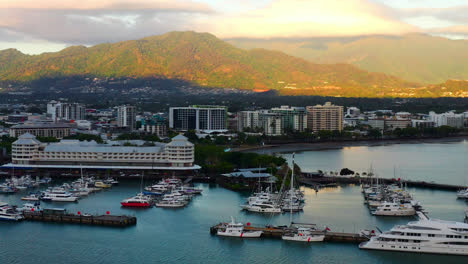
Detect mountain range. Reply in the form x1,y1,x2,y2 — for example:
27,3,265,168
0,31,466,97
227,33,468,84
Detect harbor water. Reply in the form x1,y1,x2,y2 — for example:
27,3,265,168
0,141,467,264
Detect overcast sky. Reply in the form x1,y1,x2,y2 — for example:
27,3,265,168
0,0,466,54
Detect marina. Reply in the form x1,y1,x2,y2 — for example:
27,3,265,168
0,141,467,263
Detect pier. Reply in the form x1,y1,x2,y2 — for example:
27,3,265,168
210,224,369,243
23,210,137,227
299,175,467,191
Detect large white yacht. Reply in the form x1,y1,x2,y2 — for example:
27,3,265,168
241,201,282,213
42,188,79,202
360,212,468,255
372,201,416,216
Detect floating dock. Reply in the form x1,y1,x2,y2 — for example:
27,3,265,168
23,210,136,227
210,224,369,243
299,176,467,191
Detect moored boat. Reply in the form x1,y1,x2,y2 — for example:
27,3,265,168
121,194,152,207
216,217,263,238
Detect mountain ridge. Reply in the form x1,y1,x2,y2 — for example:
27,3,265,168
0,31,465,97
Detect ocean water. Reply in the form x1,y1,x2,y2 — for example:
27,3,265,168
0,141,467,264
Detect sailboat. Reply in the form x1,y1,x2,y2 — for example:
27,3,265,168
282,153,324,242
121,171,153,207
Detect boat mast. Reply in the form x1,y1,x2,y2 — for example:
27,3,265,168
290,153,295,224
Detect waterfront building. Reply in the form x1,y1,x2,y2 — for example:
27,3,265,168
429,111,464,128
47,101,85,121
9,123,71,138
7,133,199,170
237,110,261,132
270,106,307,132
367,119,385,130
140,115,167,138
306,102,344,132
117,105,137,131
367,118,411,131
169,105,227,132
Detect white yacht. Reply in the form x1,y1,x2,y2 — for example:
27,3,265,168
241,201,282,213
282,226,325,242
216,217,263,238
0,203,24,221
372,201,416,216
360,212,468,255
16,203,42,212
42,188,79,202
21,193,42,201
456,189,468,199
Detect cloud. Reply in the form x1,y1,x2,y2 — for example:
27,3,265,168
206,0,419,38
397,5,468,25
0,0,213,13
1,0,466,51
0,0,212,45
426,25,468,38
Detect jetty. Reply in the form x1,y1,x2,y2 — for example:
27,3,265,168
23,209,136,227
299,175,467,191
210,223,369,243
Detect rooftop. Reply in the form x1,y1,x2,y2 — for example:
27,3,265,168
11,123,71,129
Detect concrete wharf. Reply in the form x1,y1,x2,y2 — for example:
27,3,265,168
23,211,137,227
210,223,369,243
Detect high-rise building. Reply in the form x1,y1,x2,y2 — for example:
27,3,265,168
306,102,344,132
47,101,85,121
117,105,136,131
237,111,261,132
259,113,283,136
169,105,227,132
270,106,307,132
428,111,464,128
140,115,167,137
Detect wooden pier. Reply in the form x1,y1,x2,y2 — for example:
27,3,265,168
23,210,137,227
210,224,369,243
299,176,467,191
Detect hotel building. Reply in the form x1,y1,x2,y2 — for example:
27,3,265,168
7,133,199,170
306,102,344,132
169,105,227,132
9,123,71,138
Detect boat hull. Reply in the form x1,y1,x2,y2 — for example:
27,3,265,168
121,202,151,207
282,235,325,242
360,241,468,256
217,231,263,238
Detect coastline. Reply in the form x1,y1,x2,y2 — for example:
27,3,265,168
235,136,468,154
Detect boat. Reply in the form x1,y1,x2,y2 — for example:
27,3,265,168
0,203,24,221
121,194,152,207
359,212,468,255
94,181,112,188
241,202,282,213
21,193,42,201
465,209,468,224
42,188,79,202
155,200,186,208
372,201,416,216
216,217,263,238
457,188,468,199
16,202,42,212
282,226,325,242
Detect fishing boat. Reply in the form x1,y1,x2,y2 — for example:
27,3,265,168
216,217,263,238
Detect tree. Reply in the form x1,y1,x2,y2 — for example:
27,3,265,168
183,130,199,142
367,129,382,139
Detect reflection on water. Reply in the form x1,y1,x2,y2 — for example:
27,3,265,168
281,141,467,185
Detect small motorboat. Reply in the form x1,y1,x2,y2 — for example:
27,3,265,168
0,204,24,221
16,202,42,212
21,193,42,201
94,181,112,188
282,227,325,242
